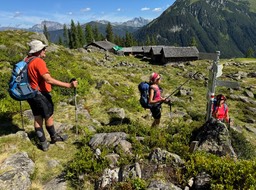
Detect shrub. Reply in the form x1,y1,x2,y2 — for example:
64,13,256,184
65,143,109,188
185,152,256,189
230,129,256,160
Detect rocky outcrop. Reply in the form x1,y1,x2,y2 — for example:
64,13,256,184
191,119,237,158
89,132,132,154
0,152,35,190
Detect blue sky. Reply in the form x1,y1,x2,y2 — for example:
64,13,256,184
0,0,175,28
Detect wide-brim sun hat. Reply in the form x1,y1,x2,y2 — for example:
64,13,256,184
28,40,47,54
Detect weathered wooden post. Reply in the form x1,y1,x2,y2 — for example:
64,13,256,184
200,51,239,121
206,51,220,121
199,51,221,121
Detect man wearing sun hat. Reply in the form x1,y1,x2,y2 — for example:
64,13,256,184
25,39,78,151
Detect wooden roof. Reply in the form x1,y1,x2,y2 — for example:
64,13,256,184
150,46,166,55
131,46,144,53
86,40,117,51
161,46,199,58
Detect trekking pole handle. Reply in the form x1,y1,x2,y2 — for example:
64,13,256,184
70,78,77,83
70,78,77,91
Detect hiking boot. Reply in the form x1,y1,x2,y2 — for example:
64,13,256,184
40,140,50,151
50,133,68,144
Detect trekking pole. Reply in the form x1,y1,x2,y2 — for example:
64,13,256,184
70,78,78,136
20,101,24,129
165,71,199,100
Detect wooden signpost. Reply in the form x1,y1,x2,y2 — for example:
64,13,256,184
202,51,240,121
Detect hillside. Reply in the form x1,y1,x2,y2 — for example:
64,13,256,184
0,30,256,189
134,0,256,58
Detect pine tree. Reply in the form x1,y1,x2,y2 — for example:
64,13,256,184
92,25,101,41
146,35,151,46
125,32,133,47
245,47,254,58
69,20,79,49
151,36,157,45
106,22,114,42
43,24,50,41
190,37,198,47
63,24,69,47
77,22,85,47
58,36,63,45
85,24,94,44
114,35,122,46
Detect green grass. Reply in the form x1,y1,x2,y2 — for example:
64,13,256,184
0,30,256,189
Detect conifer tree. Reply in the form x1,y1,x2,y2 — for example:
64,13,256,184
58,36,63,45
69,19,79,49
190,37,198,47
151,36,157,45
85,24,94,44
77,22,85,47
245,47,254,58
92,25,101,41
43,24,50,41
114,35,122,46
106,22,114,42
125,32,133,47
63,24,69,47
146,35,151,46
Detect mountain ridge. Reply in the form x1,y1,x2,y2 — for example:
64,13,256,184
135,0,256,58
0,17,150,32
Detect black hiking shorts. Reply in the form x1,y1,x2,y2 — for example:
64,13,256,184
27,92,54,118
150,104,161,119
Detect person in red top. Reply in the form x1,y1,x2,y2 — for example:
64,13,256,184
26,40,78,151
212,94,230,123
148,72,169,127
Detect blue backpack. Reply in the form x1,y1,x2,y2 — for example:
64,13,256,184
9,57,38,101
138,82,151,109
138,82,158,109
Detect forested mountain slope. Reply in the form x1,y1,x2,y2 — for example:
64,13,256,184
135,0,256,58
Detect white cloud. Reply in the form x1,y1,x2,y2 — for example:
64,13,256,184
141,7,150,11
81,8,91,12
13,11,22,18
153,8,162,12
117,8,121,12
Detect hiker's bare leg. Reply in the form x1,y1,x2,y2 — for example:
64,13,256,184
34,115,43,129
45,115,57,138
152,119,160,127
45,115,54,127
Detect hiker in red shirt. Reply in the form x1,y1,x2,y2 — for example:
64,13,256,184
212,94,230,123
26,40,78,151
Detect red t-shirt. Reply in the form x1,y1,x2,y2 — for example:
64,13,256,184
212,104,228,120
26,57,52,92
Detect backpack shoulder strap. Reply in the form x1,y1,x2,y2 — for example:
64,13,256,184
24,56,37,64
224,103,227,112
149,84,157,99
212,100,218,113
